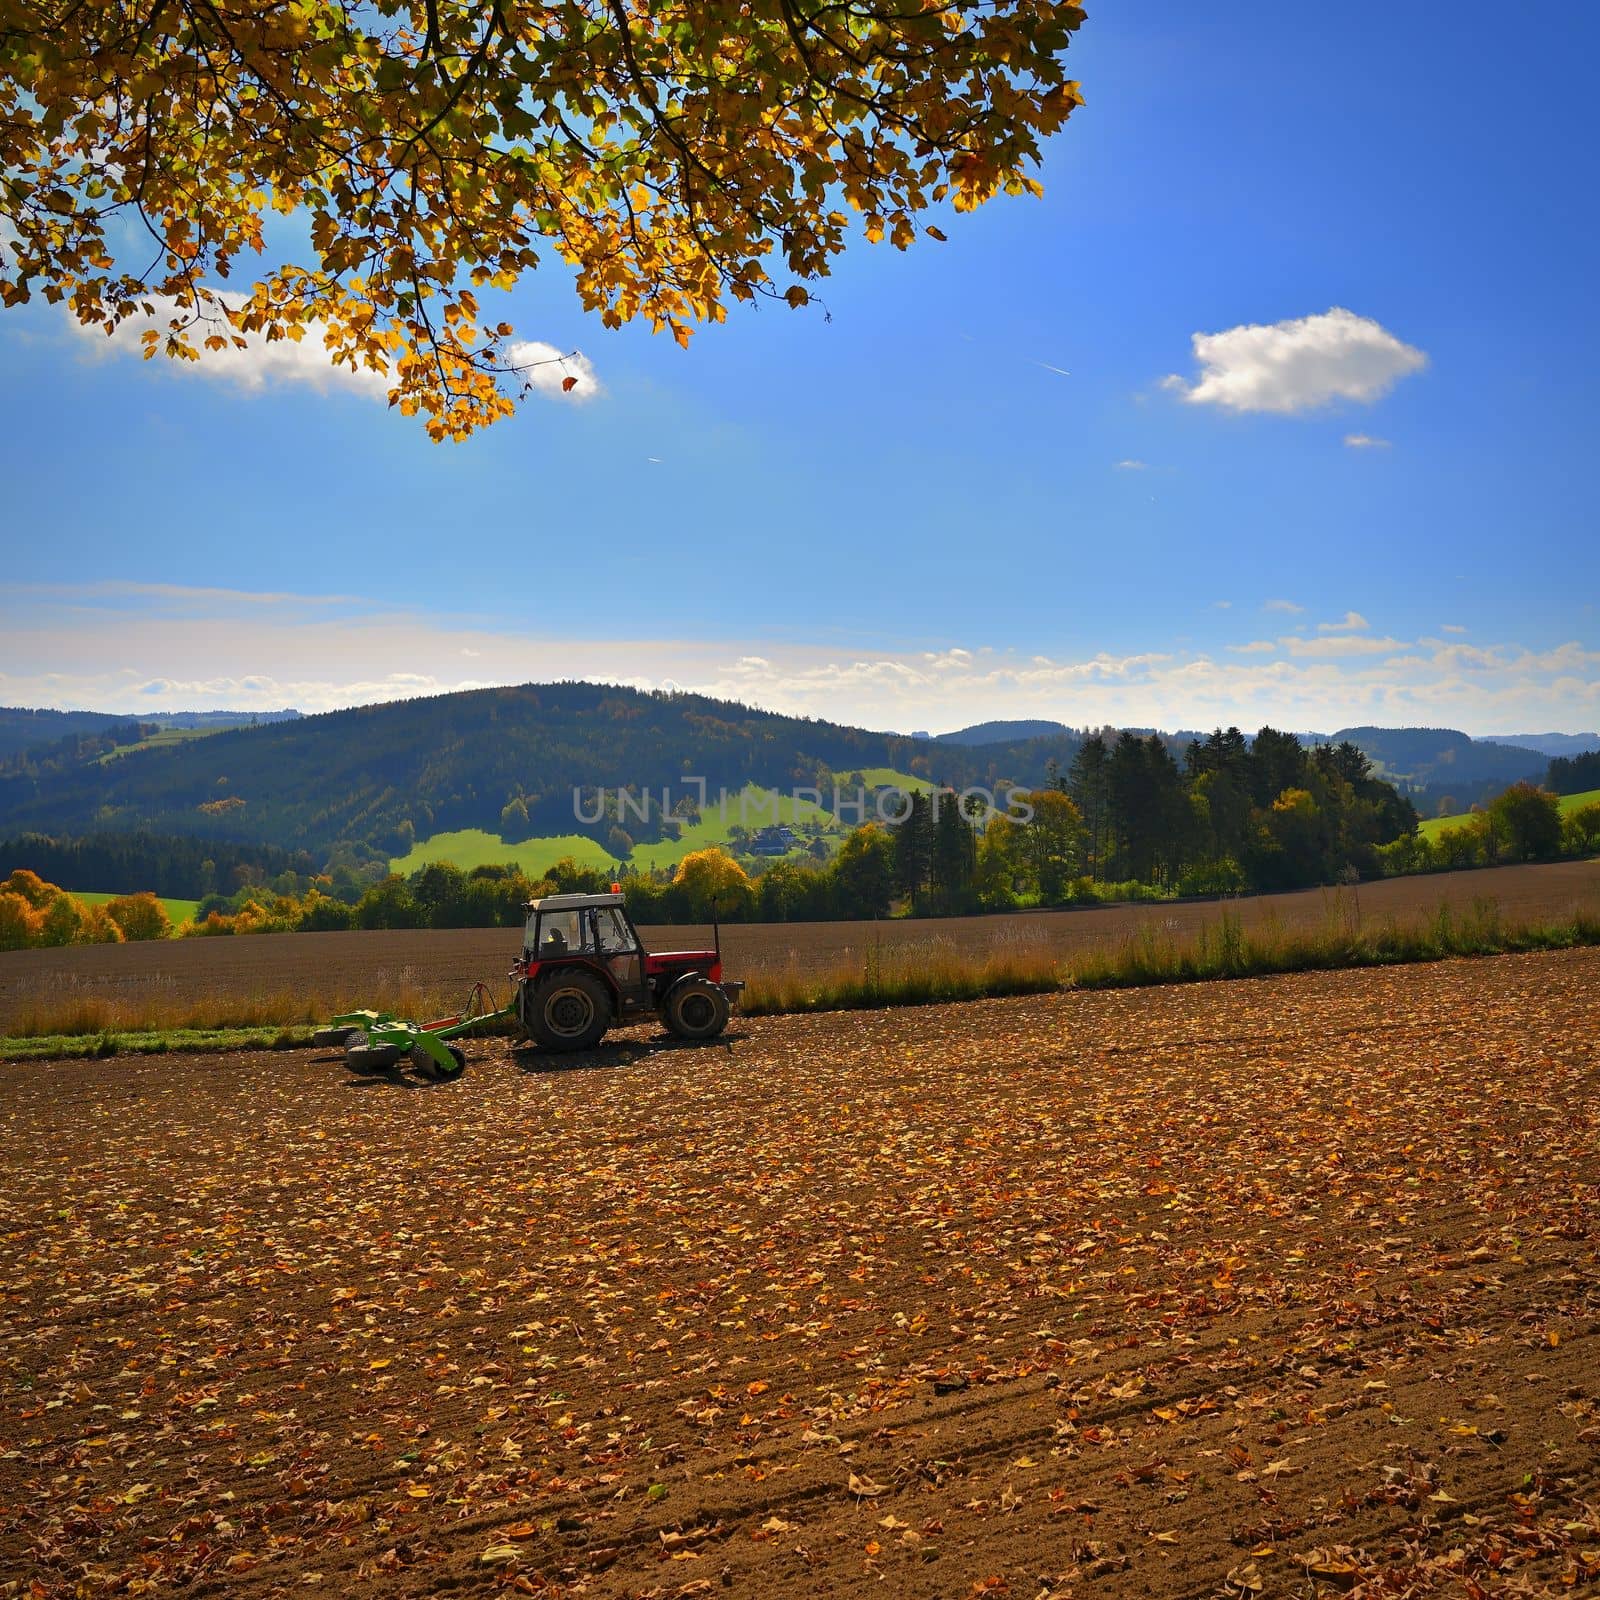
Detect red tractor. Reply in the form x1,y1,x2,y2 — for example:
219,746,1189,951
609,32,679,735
513,891,743,1051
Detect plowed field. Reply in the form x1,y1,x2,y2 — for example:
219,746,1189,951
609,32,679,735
3,949,1598,1598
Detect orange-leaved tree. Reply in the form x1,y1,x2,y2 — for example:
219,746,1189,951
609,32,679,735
672,847,752,920
1,1,1086,439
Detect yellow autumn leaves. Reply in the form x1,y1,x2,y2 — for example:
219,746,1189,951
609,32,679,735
1,1,1085,437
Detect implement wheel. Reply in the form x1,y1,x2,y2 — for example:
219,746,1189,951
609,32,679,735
345,1030,402,1072
526,970,610,1052
663,978,730,1042
410,1042,467,1081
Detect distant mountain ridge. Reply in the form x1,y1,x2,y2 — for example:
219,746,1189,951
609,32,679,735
0,685,1588,865
0,705,301,759
936,718,1070,745
1323,726,1544,790
1486,732,1600,758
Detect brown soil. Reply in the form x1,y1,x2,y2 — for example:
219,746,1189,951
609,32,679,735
2,949,1598,1598
2,858,1598,1032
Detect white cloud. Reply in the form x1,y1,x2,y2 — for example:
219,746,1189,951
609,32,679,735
1165,308,1426,414
4,587,1597,737
1115,458,1148,471
1280,633,1404,659
1317,611,1370,633
503,340,602,402
1264,598,1305,614
1213,600,1232,609
70,290,388,397
70,292,599,403
1440,624,1468,635
1344,432,1392,449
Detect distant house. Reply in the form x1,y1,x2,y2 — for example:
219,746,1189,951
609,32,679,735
750,825,797,856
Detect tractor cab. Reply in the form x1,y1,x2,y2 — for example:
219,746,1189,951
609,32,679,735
524,891,621,959
515,891,741,1051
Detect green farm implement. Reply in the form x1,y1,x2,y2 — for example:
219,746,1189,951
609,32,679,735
312,981,514,1081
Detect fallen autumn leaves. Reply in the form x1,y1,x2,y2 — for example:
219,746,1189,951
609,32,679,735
1,948,1597,1597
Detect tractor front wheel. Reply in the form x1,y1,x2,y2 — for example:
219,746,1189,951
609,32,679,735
663,978,731,1042
526,971,611,1052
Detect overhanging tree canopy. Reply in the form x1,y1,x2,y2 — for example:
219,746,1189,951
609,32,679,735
1,0,1085,437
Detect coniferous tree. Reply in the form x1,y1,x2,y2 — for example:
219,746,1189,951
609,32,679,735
1067,735,1111,882
893,791,935,910
929,790,978,911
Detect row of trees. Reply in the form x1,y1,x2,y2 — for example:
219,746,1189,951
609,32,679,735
0,870,171,950
0,830,320,900
8,739,1593,944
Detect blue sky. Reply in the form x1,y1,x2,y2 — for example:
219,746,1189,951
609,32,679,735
2,1,1596,735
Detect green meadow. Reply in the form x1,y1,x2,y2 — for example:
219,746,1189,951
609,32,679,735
389,830,619,879
1419,787,1600,840
391,772,933,878
73,890,201,925
93,725,221,765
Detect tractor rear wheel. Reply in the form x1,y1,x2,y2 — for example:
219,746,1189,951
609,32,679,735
526,970,611,1051
312,1026,354,1048
663,978,730,1041
345,1029,402,1072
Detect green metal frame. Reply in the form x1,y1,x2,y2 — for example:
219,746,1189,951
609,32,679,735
322,984,518,1079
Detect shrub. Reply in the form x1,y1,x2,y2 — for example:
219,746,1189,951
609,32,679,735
0,890,42,951
1488,782,1563,862
38,892,94,946
356,874,419,930
1375,833,1435,876
1563,802,1600,858
672,848,753,920
1432,822,1485,870
104,891,171,942
1,868,53,908
296,893,356,932
1175,858,1247,897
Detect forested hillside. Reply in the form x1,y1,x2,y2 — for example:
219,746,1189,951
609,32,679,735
1548,749,1600,794
0,680,1451,923
1328,726,1542,791
0,684,1002,859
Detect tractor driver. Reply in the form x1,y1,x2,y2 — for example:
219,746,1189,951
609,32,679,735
540,910,583,956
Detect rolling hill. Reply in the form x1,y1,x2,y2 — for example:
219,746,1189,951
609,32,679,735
1487,732,1600,758
937,718,1071,745
0,683,1017,865
1,683,1590,883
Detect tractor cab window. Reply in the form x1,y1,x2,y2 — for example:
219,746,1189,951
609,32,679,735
536,909,591,957
594,908,637,955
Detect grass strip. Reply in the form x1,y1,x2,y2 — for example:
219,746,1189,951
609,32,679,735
1,1026,319,1062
